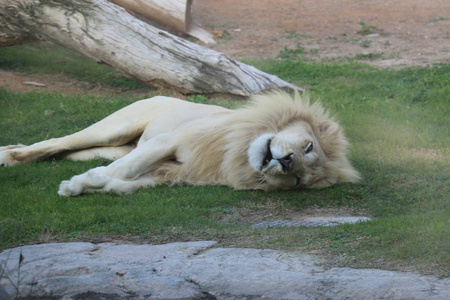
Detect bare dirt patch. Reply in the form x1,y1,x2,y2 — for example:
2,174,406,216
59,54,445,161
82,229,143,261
0,71,115,95
0,71,160,98
194,0,450,68
218,202,368,228
403,148,447,161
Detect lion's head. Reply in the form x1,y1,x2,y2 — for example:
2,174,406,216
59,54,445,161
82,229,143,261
221,92,361,190
246,119,351,189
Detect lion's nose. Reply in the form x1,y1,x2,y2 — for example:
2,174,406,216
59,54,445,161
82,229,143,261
277,154,294,173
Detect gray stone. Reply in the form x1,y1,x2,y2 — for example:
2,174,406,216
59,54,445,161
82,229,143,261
0,285,12,300
251,216,372,228
1,241,449,299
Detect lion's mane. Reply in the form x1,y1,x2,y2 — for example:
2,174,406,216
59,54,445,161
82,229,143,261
155,92,359,189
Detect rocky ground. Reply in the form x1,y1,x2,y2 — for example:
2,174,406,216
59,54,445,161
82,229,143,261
2,217,450,299
2,241,450,299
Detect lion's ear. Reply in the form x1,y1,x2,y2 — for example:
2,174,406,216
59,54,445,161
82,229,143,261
319,120,340,136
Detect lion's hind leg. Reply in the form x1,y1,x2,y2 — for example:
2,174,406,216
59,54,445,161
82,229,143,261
0,100,155,166
0,136,135,166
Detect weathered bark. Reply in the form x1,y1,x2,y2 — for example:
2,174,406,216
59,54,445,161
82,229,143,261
0,0,301,95
0,10,37,46
109,0,215,44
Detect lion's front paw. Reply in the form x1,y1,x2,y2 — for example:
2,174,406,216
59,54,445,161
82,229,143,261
58,169,110,196
58,180,83,197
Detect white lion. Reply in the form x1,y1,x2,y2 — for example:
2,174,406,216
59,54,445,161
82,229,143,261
0,92,360,196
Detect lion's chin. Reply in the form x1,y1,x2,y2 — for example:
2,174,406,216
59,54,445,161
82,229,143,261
247,133,274,171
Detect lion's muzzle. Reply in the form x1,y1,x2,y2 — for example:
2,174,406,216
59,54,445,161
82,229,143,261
276,153,294,173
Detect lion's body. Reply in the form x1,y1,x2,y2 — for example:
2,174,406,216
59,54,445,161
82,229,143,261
0,92,360,196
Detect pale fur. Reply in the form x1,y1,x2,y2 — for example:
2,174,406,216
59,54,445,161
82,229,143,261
0,92,360,196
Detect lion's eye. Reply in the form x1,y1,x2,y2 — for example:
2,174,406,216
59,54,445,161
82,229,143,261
305,142,313,154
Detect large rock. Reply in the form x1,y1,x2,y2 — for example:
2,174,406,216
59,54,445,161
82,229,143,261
1,241,449,299
251,216,372,228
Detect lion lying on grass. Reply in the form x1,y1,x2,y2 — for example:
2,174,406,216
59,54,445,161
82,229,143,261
0,92,360,196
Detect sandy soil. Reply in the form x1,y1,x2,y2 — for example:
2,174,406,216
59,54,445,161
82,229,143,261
194,0,450,68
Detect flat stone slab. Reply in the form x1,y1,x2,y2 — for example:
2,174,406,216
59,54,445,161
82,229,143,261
2,241,450,299
251,216,372,228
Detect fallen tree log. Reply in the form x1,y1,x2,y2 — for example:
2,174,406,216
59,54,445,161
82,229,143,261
109,0,215,44
0,0,301,95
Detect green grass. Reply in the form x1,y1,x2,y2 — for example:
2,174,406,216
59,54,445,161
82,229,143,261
0,42,147,90
1,43,449,276
357,22,378,36
277,45,307,61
